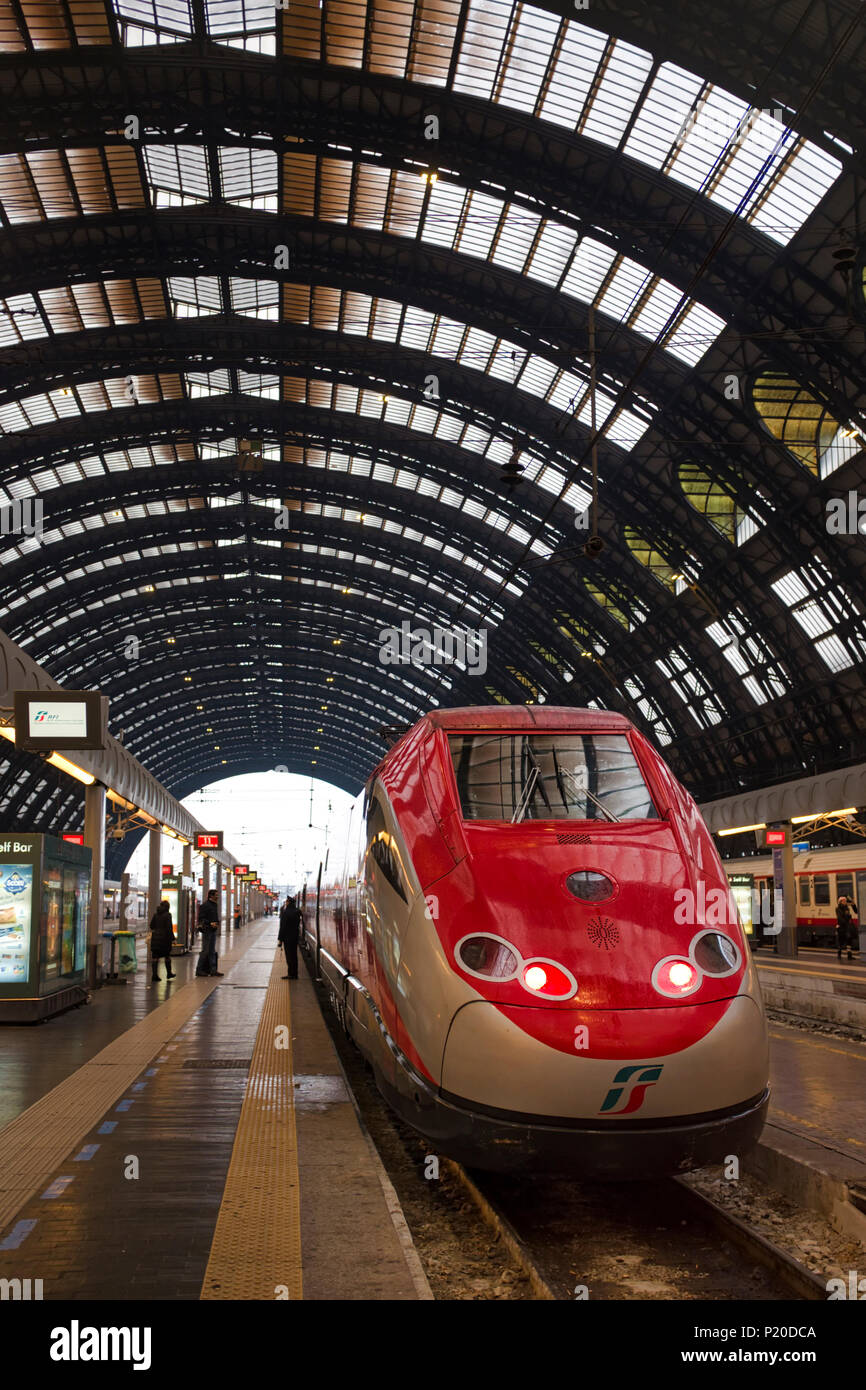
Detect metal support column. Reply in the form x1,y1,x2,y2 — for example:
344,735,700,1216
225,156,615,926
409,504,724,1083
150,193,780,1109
770,822,797,959
147,826,161,923
84,781,106,989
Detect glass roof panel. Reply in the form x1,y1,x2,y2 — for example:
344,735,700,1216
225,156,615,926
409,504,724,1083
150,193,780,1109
494,6,561,115
218,147,278,208
580,38,654,148
538,20,606,130
142,145,210,206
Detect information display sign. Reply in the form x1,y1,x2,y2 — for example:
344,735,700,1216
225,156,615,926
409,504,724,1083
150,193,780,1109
13,690,108,751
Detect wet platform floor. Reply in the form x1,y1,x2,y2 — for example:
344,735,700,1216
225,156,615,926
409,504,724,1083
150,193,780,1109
0,920,424,1300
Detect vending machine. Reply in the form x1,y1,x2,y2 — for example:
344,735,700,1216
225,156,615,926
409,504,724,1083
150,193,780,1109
161,873,196,953
0,833,92,1021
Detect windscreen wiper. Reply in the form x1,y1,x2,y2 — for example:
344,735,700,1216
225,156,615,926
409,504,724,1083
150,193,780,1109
562,768,621,823
511,766,539,823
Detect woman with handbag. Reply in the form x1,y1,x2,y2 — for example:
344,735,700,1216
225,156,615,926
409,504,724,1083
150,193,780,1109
149,899,177,982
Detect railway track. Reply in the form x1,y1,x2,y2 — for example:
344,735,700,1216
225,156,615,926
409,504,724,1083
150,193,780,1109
308,952,827,1302
456,1164,827,1301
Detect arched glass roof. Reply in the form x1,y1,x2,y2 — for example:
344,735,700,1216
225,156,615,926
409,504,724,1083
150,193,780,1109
1,0,865,861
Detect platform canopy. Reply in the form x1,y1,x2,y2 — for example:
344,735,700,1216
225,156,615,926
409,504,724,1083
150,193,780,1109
0,0,865,863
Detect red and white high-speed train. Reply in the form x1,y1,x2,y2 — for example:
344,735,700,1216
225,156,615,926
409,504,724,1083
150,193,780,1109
305,707,769,1176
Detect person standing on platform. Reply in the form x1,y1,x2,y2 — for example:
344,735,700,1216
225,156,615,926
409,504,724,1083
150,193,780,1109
836,896,859,962
149,899,176,983
234,903,242,931
279,895,302,980
196,888,223,978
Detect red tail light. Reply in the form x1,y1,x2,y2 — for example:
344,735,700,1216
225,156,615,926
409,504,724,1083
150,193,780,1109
652,957,699,998
521,958,577,1000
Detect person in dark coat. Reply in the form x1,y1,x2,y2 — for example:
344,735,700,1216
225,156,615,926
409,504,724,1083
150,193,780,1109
150,900,176,982
234,904,242,931
278,896,302,980
836,896,859,961
196,889,223,978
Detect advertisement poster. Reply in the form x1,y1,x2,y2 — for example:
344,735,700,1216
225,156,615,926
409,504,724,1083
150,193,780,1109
61,865,82,975
74,868,89,972
0,863,34,984
43,862,62,981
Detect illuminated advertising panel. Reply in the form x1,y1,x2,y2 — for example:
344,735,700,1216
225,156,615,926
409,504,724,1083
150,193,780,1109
728,873,754,936
62,834,85,845
0,863,34,984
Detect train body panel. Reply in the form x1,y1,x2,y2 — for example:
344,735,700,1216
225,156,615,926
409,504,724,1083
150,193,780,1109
441,996,768,1120
307,706,769,1176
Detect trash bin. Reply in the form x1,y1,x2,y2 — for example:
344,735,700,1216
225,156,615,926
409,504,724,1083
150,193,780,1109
101,931,115,975
114,930,138,974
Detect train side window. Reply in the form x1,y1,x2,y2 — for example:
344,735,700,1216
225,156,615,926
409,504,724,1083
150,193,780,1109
366,796,408,902
798,877,810,905
836,873,854,903
813,874,830,906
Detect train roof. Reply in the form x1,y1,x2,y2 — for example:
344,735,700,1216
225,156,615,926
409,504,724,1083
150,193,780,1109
425,706,633,733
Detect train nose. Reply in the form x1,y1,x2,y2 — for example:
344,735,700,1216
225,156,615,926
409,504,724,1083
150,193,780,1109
440,995,768,1120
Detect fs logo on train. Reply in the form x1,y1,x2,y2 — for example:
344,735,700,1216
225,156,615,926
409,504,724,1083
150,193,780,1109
599,1064,664,1114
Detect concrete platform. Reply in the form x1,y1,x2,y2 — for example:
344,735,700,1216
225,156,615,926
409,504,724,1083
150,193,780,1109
755,948,866,1028
0,919,429,1301
748,1017,866,1245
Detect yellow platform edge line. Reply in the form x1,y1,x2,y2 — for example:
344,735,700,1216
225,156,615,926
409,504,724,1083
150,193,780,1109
200,951,303,1301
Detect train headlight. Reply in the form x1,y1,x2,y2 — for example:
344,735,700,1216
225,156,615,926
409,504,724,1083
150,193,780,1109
521,958,577,1000
456,934,520,981
566,870,615,903
652,957,700,998
691,931,741,977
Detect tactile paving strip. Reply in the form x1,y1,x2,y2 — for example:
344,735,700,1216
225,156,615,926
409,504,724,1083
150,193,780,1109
0,925,268,1237
200,953,303,1301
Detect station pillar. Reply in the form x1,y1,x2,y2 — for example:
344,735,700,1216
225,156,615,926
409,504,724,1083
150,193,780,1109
84,780,106,989
770,821,797,959
118,870,130,933
215,862,222,924
202,856,210,898
226,872,233,926
147,826,161,924
182,841,192,878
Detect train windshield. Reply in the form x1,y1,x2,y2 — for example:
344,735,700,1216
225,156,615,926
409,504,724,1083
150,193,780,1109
447,733,658,822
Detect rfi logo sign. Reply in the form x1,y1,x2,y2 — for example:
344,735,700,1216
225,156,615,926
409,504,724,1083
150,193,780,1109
599,1064,663,1114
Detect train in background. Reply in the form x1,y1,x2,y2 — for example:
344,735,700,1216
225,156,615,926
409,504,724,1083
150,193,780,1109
723,845,866,948
103,880,147,927
304,706,769,1177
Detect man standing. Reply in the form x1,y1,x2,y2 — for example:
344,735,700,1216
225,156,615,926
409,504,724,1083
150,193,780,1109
196,888,224,978
278,896,302,980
